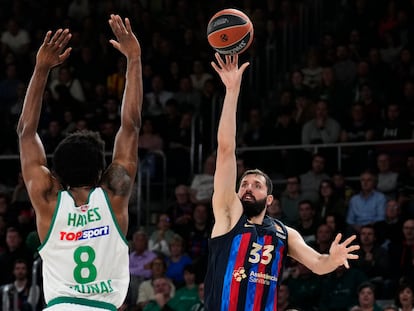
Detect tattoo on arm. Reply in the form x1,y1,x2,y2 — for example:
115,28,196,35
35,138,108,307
101,164,132,196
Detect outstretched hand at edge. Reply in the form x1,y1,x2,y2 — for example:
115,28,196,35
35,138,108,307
36,29,72,69
211,53,249,90
329,233,360,269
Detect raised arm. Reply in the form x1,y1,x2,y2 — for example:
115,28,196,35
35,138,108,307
101,15,142,198
17,29,72,212
210,53,249,237
287,227,359,274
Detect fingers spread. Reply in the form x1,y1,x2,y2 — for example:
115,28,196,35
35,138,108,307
342,235,357,247
333,233,342,244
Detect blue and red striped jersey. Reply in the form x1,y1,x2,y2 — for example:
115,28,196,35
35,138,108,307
204,214,288,311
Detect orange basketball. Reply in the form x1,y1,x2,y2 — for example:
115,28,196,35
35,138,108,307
207,8,254,55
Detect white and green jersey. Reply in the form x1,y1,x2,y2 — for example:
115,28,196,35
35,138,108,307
38,187,129,311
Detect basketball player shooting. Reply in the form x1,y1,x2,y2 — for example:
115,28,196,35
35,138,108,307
204,53,360,311
17,14,142,311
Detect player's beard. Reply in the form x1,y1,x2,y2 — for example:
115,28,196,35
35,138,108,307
241,197,267,218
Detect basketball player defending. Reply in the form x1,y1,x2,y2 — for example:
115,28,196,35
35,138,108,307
204,53,360,311
17,15,142,311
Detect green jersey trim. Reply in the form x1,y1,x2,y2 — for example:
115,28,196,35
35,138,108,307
47,296,117,310
38,190,62,252
102,188,128,245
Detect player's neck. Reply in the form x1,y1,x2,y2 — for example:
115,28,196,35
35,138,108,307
247,214,265,225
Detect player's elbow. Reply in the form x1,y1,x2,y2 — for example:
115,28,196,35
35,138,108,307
16,120,31,138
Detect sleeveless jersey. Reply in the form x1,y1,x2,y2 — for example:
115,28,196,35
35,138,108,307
204,214,288,311
38,188,129,311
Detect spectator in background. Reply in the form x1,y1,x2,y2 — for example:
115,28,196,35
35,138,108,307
0,17,30,57
277,282,298,311
340,102,375,143
309,223,335,254
301,48,323,90
106,56,126,101
315,66,351,123
0,63,22,113
267,196,283,220
286,70,311,99
128,230,158,308
138,117,164,180
166,234,192,288
166,184,194,233
49,65,86,104
300,153,330,203
319,265,368,311
353,225,390,296
239,107,273,171
280,175,304,226
129,230,157,284
397,153,414,218
168,265,199,311
190,60,213,92
148,213,175,257
376,152,399,199
292,92,315,127
271,106,302,175
2,258,38,311
285,261,322,311
301,99,341,146
355,83,382,125
316,179,347,222
374,199,404,251
366,47,394,104
144,74,174,119
0,193,17,227
389,218,414,283
340,102,375,175
293,200,319,244
41,120,65,154
354,282,382,311
137,255,175,311
394,47,414,84
332,171,355,207
0,227,32,285
400,80,414,123
190,282,205,311
189,153,215,205
272,105,302,145
332,45,357,88
0,215,7,253
346,170,387,235
174,76,202,114
165,111,193,184
143,276,175,311
139,117,164,152
185,203,211,261
379,31,403,66
376,103,412,141
395,282,414,311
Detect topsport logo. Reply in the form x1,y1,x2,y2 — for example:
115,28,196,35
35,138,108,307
60,225,109,241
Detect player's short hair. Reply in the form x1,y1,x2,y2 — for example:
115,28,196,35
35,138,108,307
52,131,106,188
239,169,273,195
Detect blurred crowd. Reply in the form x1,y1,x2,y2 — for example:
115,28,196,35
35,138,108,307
1,0,414,310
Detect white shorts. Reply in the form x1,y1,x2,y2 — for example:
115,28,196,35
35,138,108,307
44,303,115,311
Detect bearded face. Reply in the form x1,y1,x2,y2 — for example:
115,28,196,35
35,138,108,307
240,192,268,218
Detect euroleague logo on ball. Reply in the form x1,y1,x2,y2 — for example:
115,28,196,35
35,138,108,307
220,34,228,42
207,8,254,55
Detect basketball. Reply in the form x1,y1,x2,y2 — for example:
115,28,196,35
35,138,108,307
207,8,254,55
